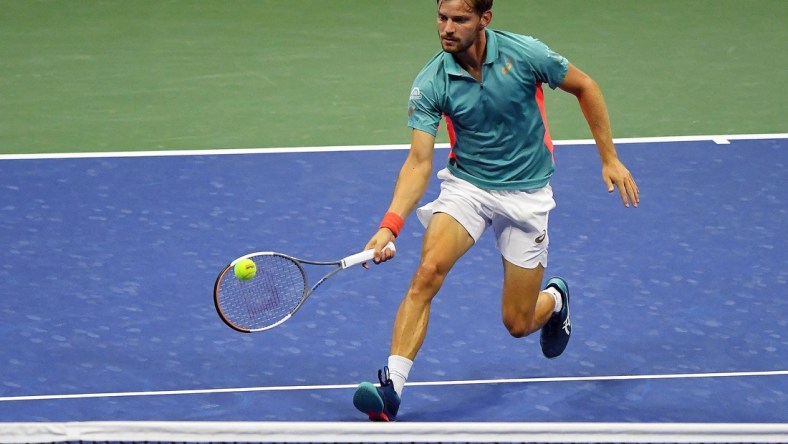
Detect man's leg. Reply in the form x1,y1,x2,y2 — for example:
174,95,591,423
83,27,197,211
390,212,475,359
353,212,474,421
500,259,572,357
500,260,554,338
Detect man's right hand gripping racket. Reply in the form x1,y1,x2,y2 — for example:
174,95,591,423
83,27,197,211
213,243,395,333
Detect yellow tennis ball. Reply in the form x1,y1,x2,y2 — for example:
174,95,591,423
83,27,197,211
234,258,257,281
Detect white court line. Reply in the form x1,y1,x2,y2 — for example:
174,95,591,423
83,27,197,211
0,369,785,403
0,133,786,160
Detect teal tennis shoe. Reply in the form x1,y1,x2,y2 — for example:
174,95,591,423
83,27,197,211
353,367,400,422
540,276,571,358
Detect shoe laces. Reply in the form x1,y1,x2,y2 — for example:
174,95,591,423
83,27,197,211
378,366,393,387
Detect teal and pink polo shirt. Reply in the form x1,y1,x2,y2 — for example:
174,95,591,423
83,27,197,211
407,28,569,190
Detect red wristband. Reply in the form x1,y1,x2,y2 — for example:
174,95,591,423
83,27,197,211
379,212,404,238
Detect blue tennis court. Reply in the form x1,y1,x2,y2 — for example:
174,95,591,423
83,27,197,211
0,135,786,441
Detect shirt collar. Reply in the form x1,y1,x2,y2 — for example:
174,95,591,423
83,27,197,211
443,28,499,76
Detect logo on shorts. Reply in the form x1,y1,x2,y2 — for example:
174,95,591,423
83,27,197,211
409,87,422,100
535,230,546,243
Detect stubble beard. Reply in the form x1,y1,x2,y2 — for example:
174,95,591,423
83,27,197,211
440,34,474,54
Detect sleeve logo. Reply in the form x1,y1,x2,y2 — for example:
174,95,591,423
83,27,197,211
547,49,564,63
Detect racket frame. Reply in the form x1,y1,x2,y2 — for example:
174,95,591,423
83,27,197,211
213,243,394,333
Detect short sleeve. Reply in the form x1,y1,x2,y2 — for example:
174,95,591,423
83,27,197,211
523,37,570,89
407,82,443,136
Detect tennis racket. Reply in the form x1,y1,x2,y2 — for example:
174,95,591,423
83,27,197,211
213,242,395,333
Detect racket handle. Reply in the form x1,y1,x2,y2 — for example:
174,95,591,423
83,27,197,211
341,242,396,269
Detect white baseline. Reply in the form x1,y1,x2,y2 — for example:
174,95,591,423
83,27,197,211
0,133,786,161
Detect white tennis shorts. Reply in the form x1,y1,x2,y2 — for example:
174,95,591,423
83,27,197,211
416,168,556,269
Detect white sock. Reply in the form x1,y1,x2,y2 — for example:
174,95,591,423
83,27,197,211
387,355,413,397
544,286,563,313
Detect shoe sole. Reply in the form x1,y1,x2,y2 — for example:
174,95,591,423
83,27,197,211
353,382,388,421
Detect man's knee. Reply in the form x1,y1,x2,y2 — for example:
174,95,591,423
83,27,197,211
502,310,537,338
409,260,447,295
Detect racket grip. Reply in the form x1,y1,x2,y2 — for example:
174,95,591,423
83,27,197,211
341,242,396,269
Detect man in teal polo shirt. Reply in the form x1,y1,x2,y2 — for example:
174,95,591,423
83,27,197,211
354,0,639,421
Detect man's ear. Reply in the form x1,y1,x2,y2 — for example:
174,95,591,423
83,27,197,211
480,10,492,29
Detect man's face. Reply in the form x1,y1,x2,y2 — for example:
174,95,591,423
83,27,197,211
437,0,485,54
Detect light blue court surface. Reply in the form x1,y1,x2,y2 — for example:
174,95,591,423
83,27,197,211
0,136,786,427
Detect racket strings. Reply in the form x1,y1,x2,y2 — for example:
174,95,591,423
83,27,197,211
218,255,306,330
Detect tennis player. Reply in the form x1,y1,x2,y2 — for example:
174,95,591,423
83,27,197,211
354,0,639,421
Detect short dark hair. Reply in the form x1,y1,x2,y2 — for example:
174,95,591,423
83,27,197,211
437,0,493,16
